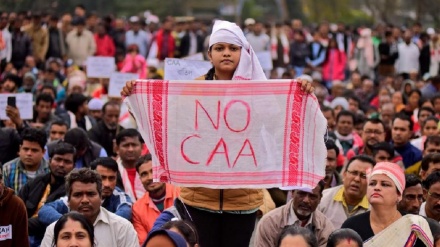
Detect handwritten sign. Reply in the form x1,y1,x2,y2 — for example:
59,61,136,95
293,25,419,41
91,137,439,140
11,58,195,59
86,56,116,78
256,51,273,71
164,58,212,80
0,93,33,120
126,80,327,189
0,225,12,241
108,72,139,97
183,53,204,61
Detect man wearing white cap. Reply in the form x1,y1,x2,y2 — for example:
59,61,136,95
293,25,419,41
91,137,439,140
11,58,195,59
88,98,103,121
254,181,334,247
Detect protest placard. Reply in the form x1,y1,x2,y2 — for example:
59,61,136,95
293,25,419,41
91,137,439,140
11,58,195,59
183,53,204,61
108,72,139,97
126,80,327,189
0,93,33,120
86,56,116,78
164,58,212,80
256,51,273,71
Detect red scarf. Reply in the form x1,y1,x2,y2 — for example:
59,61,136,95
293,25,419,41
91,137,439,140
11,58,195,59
156,29,175,60
0,32,5,50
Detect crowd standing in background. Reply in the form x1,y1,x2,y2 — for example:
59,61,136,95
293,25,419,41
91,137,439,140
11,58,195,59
3,3,440,247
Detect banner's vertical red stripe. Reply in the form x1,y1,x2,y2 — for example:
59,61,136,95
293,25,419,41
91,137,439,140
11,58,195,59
282,81,295,185
288,82,303,185
151,80,167,182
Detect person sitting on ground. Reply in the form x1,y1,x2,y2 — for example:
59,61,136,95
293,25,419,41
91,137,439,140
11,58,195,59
52,212,95,247
277,225,318,247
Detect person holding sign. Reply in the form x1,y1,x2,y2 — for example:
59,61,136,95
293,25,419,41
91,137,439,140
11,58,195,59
121,20,314,247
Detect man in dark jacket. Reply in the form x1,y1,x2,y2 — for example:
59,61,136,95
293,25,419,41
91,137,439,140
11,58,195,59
88,101,124,157
19,142,76,246
46,15,66,60
0,127,20,165
45,128,107,168
0,166,30,247
178,19,204,58
10,18,33,70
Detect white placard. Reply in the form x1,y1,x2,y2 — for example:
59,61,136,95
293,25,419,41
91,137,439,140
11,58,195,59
86,56,116,78
183,53,204,61
108,72,139,97
164,58,212,80
0,93,33,120
256,51,273,71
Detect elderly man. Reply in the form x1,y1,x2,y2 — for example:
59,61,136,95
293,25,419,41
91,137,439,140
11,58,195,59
254,181,334,247
40,168,138,247
318,155,375,228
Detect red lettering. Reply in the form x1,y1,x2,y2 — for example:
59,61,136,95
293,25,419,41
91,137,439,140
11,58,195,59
223,100,251,133
206,138,231,167
180,134,201,164
195,100,220,130
233,139,258,168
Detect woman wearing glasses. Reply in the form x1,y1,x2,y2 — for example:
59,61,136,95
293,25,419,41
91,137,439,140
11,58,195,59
341,162,434,246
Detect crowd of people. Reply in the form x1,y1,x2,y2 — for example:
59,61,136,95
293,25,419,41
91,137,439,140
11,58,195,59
3,2,440,247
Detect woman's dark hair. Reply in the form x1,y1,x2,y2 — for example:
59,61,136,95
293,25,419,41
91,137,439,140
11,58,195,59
52,212,95,247
205,67,215,80
277,225,318,247
162,220,199,247
327,228,363,247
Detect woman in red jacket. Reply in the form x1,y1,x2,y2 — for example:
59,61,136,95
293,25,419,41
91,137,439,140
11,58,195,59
94,22,116,57
322,37,346,89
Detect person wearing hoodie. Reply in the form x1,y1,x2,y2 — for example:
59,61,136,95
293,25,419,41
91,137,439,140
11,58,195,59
0,165,30,247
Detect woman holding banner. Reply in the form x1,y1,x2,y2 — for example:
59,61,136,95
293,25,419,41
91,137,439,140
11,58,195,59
121,20,314,247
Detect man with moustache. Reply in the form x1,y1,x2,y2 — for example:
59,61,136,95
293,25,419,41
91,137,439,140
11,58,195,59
132,154,180,245
38,157,132,225
88,102,124,157
420,171,440,222
347,118,404,167
323,139,342,189
18,142,76,246
40,168,138,247
318,155,375,228
254,181,334,247
398,174,424,214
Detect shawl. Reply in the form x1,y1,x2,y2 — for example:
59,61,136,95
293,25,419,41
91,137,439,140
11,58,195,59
117,158,146,201
67,111,93,131
209,20,266,80
357,29,374,67
271,30,290,64
0,31,5,50
156,29,175,60
365,214,433,247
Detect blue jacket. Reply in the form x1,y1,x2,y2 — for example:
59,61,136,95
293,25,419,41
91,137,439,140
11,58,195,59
38,186,132,226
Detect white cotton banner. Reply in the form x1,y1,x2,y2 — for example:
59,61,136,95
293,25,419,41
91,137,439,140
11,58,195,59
125,79,327,189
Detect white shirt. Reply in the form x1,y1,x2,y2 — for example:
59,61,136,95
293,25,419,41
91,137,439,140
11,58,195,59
0,28,12,62
395,42,420,74
420,202,427,216
41,207,138,247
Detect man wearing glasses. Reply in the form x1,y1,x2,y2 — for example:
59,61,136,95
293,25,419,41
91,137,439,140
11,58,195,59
318,155,375,228
398,174,424,214
420,171,440,222
346,118,386,159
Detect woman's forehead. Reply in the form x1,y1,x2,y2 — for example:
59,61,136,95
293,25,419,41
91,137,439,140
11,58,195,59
211,42,241,47
370,173,394,183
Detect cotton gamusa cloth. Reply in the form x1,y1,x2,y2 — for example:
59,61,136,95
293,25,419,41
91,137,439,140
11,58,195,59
209,20,267,81
126,79,327,190
364,214,433,247
368,162,405,194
